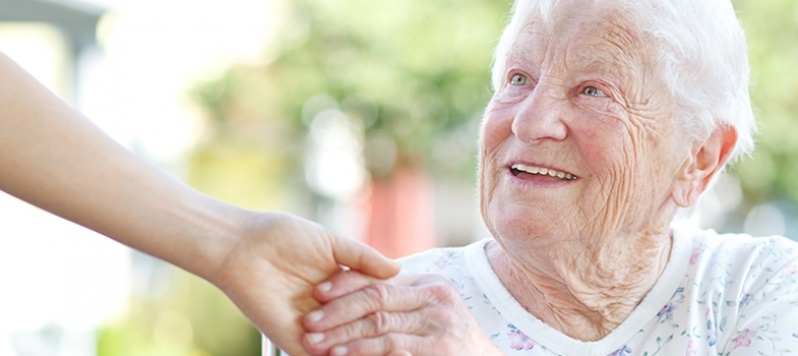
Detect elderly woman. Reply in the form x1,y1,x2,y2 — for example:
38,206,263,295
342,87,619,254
300,0,798,354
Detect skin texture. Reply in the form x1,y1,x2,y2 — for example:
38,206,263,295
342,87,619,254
302,271,501,356
0,52,400,356
213,213,401,355
479,0,736,340
302,0,738,352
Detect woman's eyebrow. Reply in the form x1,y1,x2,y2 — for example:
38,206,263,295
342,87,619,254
570,44,636,78
506,41,538,66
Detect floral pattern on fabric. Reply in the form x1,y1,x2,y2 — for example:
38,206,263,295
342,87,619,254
608,345,632,355
507,324,536,350
398,228,798,355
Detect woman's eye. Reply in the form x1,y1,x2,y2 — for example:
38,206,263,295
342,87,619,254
582,86,607,97
510,74,528,86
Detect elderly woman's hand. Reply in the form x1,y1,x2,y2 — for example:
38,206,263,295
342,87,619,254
301,271,501,356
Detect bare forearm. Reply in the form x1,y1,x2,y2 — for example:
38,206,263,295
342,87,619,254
0,52,242,281
0,53,402,352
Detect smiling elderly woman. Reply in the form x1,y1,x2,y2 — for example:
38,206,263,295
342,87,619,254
300,0,798,355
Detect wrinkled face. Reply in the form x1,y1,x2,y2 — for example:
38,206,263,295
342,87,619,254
479,1,694,247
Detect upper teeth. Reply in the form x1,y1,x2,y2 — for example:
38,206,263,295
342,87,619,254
511,163,576,180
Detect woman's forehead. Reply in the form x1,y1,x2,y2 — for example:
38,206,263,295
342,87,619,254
515,0,640,44
507,5,646,69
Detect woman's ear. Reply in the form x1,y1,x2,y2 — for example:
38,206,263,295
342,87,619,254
672,124,738,207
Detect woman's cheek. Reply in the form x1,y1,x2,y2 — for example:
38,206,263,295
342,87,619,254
480,102,514,152
571,111,630,176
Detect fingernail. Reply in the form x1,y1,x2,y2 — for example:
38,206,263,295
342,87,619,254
332,346,348,356
317,281,333,293
307,310,324,323
307,332,325,344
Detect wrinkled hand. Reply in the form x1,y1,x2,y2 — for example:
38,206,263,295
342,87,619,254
301,271,502,356
210,212,400,356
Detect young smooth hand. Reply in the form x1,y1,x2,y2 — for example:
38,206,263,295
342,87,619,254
0,51,400,356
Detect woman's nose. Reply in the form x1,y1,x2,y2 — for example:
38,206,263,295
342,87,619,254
510,88,568,143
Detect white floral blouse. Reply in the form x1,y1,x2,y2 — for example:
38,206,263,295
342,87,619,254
399,225,798,355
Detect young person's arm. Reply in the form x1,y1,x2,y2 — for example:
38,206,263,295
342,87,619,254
0,52,399,355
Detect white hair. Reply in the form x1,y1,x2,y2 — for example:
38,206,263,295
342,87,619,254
491,0,756,163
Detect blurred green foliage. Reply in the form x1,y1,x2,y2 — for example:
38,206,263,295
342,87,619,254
96,268,260,356
189,0,510,183
108,0,797,355
108,1,516,355
188,0,798,213
734,0,798,208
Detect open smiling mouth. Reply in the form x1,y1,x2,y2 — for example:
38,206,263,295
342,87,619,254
510,163,578,181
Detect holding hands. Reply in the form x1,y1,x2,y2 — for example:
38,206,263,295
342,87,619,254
208,212,401,355
301,271,501,356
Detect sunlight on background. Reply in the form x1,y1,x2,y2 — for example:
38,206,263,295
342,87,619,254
0,0,276,355
0,0,796,355
85,0,274,163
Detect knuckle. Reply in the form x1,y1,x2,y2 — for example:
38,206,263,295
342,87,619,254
424,282,459,303
368,311,392,335
365,283,391,308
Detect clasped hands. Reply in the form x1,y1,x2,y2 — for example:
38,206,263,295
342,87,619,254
300,271,501,356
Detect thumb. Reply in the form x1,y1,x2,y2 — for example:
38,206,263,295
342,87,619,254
330,234,400,279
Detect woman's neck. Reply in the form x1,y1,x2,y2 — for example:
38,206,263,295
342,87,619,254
487,229,673,341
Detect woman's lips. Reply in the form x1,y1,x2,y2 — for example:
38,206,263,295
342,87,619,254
509,163,577,181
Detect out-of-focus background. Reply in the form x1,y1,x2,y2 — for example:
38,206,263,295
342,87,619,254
0,0,795,355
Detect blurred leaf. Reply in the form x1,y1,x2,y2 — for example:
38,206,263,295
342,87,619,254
731,0,798,207
190,0,511,180
96,267,259,356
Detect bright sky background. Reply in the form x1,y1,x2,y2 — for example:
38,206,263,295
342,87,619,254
0,0,278,354
85,0,276,163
